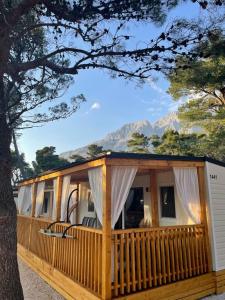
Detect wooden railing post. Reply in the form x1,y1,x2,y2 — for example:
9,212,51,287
197,166,212,272
29,183,37,250
56,176,63,221
150,170,159,227
102,163,112,300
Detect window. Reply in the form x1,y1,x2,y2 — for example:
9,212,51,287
115,187,144,229
42,191,53,218
87,190,94,212
160,186,176,218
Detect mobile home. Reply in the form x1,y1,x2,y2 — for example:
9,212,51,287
17,152,225,299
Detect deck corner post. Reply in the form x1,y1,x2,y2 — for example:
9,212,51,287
56,176,63,221
197,166,212,272
102,163,112,300
150,170,159,227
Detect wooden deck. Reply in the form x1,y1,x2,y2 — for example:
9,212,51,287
16,215,222,300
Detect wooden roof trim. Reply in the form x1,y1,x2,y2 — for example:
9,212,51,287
19,158,106,186
105,158,205,168
19,157,205,186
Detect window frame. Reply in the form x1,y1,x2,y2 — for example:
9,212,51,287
40,189,54,219
159,185,176,219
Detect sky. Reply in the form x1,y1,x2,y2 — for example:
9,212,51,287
19,2,206,163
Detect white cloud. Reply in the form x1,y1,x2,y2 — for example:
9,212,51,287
84,101,101,115
91,102,101,110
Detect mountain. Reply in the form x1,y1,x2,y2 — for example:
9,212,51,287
60,112,180,160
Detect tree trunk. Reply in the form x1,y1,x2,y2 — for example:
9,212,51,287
0,78,24,299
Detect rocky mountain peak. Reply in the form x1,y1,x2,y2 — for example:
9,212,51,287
60,112,180,160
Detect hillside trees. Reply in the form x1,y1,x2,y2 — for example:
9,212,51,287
127,132,150,153
32,146,69,174
70,153,85,162
87,144,105,158
0,0,224,298
150,130,206,156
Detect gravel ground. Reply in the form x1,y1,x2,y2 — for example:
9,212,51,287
204,295,225,300
18,257,225,300
18,258,65,300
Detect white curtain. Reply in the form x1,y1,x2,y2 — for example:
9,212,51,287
111,166,137,229
52,179,57,220
173,167,201,224
22,185,32,215
17,185,32,215
35,182,45,217
17,186,26,213
88,167,103,225
60,176,71,221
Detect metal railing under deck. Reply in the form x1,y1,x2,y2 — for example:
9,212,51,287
17,215,102,297
111,225,210,298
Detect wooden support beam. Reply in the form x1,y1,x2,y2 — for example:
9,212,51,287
102,164,112,300
76,183,80,224
56,176,63,221
150,170,159,227
106,158,205,168
197,167,207,225
31,183,37,217
19,158,204,187
197,167,212,272
19,158,105,186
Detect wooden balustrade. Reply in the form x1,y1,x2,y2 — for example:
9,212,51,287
17,215,32,249
53,224,102,295
17,216,210,299
17,215,102,297
111,225,210,297
29,218,54,265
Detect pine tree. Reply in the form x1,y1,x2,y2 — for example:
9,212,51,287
127,132,150,153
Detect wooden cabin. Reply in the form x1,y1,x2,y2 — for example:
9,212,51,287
16,152,225,300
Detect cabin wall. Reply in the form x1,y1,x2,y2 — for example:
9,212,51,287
132,172,189,227
157,170,188,226
206,162,225,272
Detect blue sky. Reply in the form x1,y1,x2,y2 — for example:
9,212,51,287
19,2,205,163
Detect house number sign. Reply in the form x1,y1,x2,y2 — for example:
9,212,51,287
210,174,218,180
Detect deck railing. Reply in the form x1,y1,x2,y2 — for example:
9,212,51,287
17,215,102,297
17,216,210,299
111,225,210,297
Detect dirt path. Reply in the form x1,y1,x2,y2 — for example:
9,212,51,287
18,258,65,300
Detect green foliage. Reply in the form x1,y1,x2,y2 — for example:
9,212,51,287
201,125,225,162
11,151,34,183
32,146,69,174
150,130,205,156
70,154,85,163
167,32,225,130
150,128,225,162
87,144,105,158
166,32,225,161
127,132,150,153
